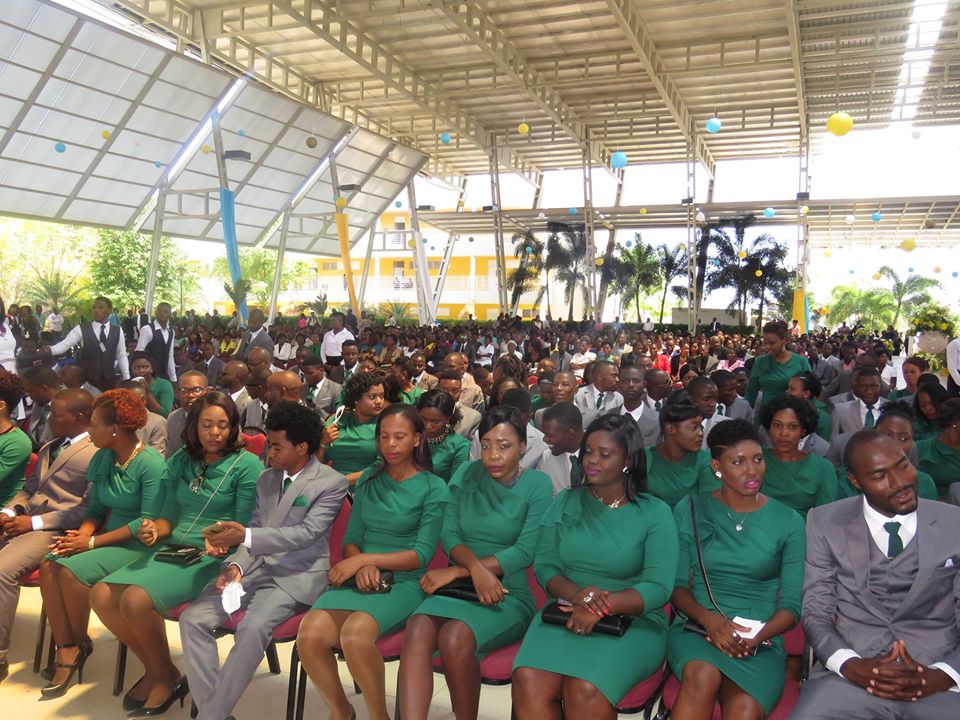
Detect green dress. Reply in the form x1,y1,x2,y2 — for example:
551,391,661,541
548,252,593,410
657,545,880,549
427,432,471,482
400,386,425,405
513,489,678,704
56,446,167,585
312,467,447,635
746,353,811,410
916,436,960,498
530,395,549,413
148,377,175,417
101,449,262,609
760,449,837,518
667,492,806,714
813,399,832,441
645,447,718,508
324,413,379,476
0,427,31,505
413,461,552,654
913,416,940,442
888,388,914,402
835,464,938,501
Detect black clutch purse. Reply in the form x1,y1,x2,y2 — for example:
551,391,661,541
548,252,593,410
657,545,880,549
154,544,206,567
433,577,480,602
341,570,394,593
541,601,633,637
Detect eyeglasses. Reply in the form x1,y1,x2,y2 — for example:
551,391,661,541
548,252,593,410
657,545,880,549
180,386,206,395
189,462,208,493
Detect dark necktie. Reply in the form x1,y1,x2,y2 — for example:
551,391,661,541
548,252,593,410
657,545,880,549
569,456,583,486
52,438,71,460
865,405,876,429
308,385,318,404
99,324,107,345
597,391,606,410
883,521,903,558
716,403,725,417
655,400,662,412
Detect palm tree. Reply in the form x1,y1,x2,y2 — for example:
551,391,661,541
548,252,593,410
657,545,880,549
301,292,328,318
604,235,661,320
381,299,412,323
544,228,590,321
748,236,792,329
877,266,941,328
707,230,781,325
507,230,548,317
655,243,687,323
223,278,252,321
828,285,897,330
21,261,87,314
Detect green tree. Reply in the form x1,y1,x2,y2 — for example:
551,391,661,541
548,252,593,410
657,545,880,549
707,230,783,325
223,278,252,314
88,229,185,310
828,285,897,330
544,228,590,321
877,266,941,328
507,230,549,318
0,219,96,303
604,236,661,320
654,243,687,323
748,237,792,329
381,299,412,323
212,248,309,308
20,260,89,316
301,292,328,318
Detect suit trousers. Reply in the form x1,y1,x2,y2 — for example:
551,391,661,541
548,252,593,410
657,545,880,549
179,572,305,720
0,530,57,660
791,671,960,719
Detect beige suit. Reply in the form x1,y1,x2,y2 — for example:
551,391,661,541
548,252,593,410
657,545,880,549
415,372,439,391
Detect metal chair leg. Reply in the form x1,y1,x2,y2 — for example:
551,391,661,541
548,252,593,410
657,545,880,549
295,666,307,720
286,644,299,720
32,603,47,673
113,642,128,696
266,640,281,674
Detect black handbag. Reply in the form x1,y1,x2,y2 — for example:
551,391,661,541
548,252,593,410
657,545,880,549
154,544,206,566
541,601,633,637
433,576,480,602
341,570,394,593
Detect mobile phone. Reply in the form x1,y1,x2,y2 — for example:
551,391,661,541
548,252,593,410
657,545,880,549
201,523,224,536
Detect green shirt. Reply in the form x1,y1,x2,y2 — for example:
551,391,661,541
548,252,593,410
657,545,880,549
644,446,718,508
148,377,175,417
400,386,425,406
85,446,167,535
761,449,837,518
0,427,31,506
916,436,960,497
746,352,811,409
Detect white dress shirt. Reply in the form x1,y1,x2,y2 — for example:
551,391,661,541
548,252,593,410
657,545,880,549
49,322,129,379
135,321,177,380
241,465,306,551
536,449,577,496
621,403,645,422
857,397,884,427
320,328,355,362
475,343,497,366
825,498,959,691
948,338,960,386
0,325,15,372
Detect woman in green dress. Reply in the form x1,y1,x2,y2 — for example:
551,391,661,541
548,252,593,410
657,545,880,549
511,414,678,719
787,372,831,441
888,357,927,401
913,380,948,442
645,392,717,507
836,402,938,500
398,406,552,720
417,389,470,482
130,351,175,418
318,370,387,484
758,394,836,517
90,392,262,716
916,398,960,499
40,388,166,699
393,360,425,406
745,320,811,411
0,369,31,504
297,404,446,720
668,419,806,719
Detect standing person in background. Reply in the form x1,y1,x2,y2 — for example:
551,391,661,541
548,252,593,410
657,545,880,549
234,309,273,363
946,336,960,398
319,311,355,371
45,297,129,391
0,300,15,373
45,306,64,342
746,320,811,411
135,302,177,382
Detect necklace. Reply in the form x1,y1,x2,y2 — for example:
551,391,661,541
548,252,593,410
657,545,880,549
499,467,523,489
427,431,448,445
592,490,627,509
115,441,145,471
722,507,749,532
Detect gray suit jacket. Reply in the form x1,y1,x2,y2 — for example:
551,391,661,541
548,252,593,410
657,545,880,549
4,435,96,530
241,401,267,434
456,403,482,439
137,411,167,456
574,385,624,429
202,356,225,388
831,398,885,437
722,397,755,425
165,407,187,459
620,405,660,447
301,378,342,420
227,458,348,606
811,360,839,389
235,328,274,362
803,497,960,673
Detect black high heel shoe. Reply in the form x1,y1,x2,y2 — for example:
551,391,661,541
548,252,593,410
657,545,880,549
123,674,148,712
39,643,87,699
41,636,92,681
130,676,188,717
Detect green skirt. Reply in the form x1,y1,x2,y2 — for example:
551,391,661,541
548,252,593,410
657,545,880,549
54,542,152,587
311,580,426,636
413,594,532,655
100,546,222,611
666,620,786,713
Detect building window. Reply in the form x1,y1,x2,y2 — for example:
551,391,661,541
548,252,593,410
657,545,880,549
428,260,442,271
321,261,338,271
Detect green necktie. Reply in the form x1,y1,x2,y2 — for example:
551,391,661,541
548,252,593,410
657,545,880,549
865,405,876,429
52,438,70,460
883,521,903,558
569,456,583,487
280,474,293,501
308,385,317,404
655,400,662,412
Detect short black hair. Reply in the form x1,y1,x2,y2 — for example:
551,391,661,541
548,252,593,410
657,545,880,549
478,405,527,445
538,370,556,384
706,418,760,460
658,390,702,432
685,375,716,396
500,387,532,414
341,339,358,350
762,320,788,339
577,414,647,498
416,388,462,432
129,350,157,375
844,429,890,471
22,366,61,388
93,296,113,309
791,371,822,398
542,402,582,430
852,366,881,381
711,369,735,387
438,370,462,384
759,394,819,436
265,400,323,454
876,400,915,426
342,370,387,410
301,355,324,369
937,398,960,429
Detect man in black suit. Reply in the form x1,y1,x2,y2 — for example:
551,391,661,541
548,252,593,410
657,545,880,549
234,309,273,362
199,341,225,389
327,340,359,386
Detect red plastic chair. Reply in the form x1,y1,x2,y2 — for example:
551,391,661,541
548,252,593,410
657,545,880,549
241,432,267,459
25,452,38,481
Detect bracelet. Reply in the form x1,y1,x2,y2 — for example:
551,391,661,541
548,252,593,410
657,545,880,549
88,536,95,551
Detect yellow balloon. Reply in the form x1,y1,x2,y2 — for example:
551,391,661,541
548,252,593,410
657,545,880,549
826,111,854,136
639,208,648,216
755,269,763,277
900,238,917,252
407,239,416,248
100,130,111,140
872,272,882,280
678,243,686,252
824,250,832,257
201,144,211,154
934,266,942,273
595,257,604,266
517,122,530,135
335,196,347,210
799,205,809,215
738,251,747,259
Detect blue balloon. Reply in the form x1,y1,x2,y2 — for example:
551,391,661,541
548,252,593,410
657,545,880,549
395,201,402,208
237,129,247,137
154,160,163,168
439,132,452,144
54,142,66,153
525,246,532,253
610,151,628,169
568,207,578,215
953,271,959,278
422,237,428,243
625,240,633,248
848,269,855,274
871,211,882,222
763,207,775,219
908,267,914,273
705,116,722,134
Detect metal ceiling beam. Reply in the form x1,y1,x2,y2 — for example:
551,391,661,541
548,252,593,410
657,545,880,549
603,0,716,178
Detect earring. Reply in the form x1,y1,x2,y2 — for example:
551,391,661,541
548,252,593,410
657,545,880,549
714,471,721,478
112,432,118,438
622,466,630,475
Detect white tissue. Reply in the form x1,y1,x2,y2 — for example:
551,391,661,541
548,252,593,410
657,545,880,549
222,580,246,615
732,616,765,640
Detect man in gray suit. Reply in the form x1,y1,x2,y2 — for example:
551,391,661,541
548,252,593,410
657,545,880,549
713,370,754,425
300,356,341,420
0,389,95,680
180,401,347,720
574,361,623,429
687,375,731,448
199,341,225,388
618,365,659,446
165,370,209,458
831,367,885,438
22,366,62,450
793,430,960,718
233,309,274,362
437,371,482,439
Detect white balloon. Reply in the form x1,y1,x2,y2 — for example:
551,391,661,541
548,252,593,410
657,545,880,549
695,211,706,223
844,214,856,225
911,129,922,139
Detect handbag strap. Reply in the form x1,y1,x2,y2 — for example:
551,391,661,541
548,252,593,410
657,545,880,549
172,452,246,545
687,495,727,620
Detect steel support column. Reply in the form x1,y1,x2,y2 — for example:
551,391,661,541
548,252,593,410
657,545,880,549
433,177,467,309
595,167,626,319
685,146,698,332
794,131,811,325
407,183,437,325
267,209,291,324
358,226,376,306
581,139,598,318
144,185,167,311
489,139,509,314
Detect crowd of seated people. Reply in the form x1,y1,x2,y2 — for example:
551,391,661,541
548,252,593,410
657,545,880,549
0,295,957,719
